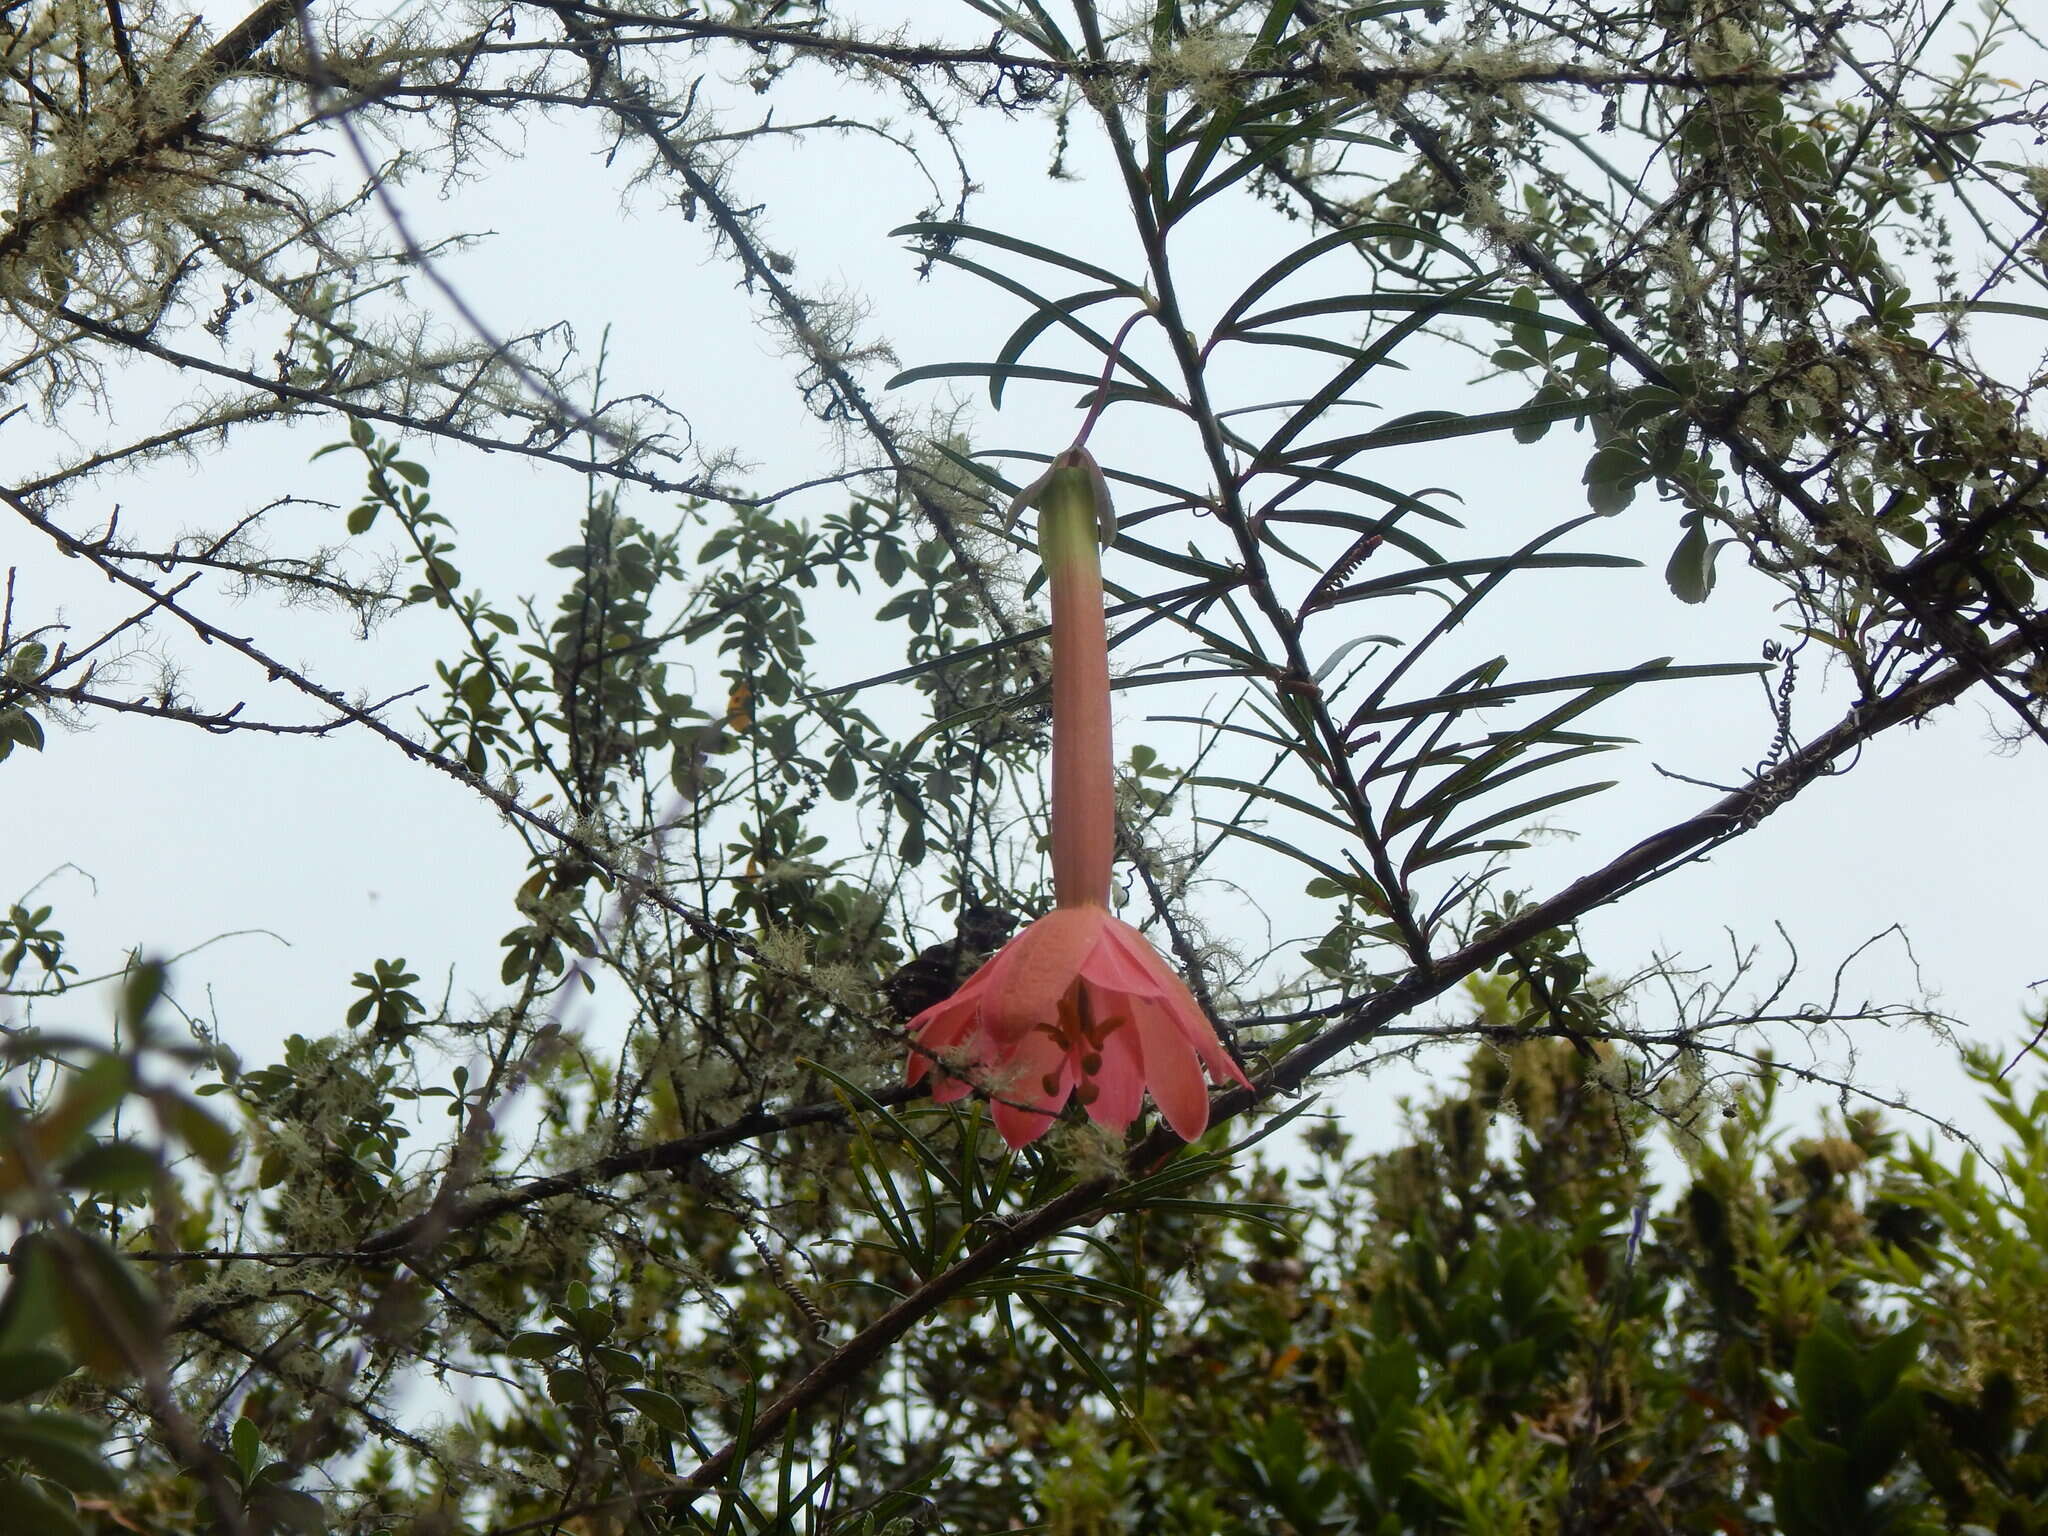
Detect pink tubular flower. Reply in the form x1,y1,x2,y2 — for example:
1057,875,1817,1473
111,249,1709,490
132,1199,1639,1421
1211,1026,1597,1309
905,446,1252,1148
906,905,1251,1146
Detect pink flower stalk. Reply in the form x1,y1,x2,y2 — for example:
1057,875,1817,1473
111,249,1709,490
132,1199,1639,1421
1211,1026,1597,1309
906,447,1252,1148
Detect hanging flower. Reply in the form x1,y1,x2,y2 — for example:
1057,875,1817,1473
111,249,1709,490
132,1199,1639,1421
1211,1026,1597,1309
905,904,1250,1146
905,447,1251,1148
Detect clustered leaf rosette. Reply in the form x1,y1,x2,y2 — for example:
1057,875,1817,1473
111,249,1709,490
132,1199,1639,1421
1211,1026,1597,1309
905,906,1252,1147
903,446,1252,1148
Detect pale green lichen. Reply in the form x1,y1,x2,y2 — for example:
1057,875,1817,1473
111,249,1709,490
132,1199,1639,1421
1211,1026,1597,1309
1045,1116,1130,1182
1147,25,1256,111
1658,1048,1729,1148
755,922,812,979
900,429,996,529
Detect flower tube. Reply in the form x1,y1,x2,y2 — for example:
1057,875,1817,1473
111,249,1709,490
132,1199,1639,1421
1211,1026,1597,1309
905,448,1252,1147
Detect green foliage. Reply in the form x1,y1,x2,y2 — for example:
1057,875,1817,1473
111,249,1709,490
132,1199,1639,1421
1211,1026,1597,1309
1004,1033,2048,1536
0,962,242,1531
0,908,74,996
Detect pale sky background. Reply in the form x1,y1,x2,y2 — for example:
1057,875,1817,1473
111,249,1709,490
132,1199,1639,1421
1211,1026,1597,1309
4,0,2044,1174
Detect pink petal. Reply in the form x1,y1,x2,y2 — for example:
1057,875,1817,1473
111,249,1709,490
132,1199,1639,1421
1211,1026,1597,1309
1100,919,1253,1090
905,995,981,1087
991,1095,1062,1147
1131,998,1211,1142
1081,920,1175,995
1080,1011,1144,1133
981,908,1107,1046
917,1019,987,1101
909,997,978,1051
1194,1036,1254,1090
988,1027,1071,1148
1178,1001,1254,1090
927,1061,982,1104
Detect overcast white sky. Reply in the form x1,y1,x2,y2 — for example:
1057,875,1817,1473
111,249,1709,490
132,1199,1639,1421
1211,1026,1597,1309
4,0,2043,1170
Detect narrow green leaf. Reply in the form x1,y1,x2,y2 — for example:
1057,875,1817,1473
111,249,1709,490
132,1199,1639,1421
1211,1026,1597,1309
884,362,1175,411
1349,660,1769,729
1232,292,1595,341
891,222,1145,297
1195,818,1348,882
805,1061,966,1203
1272,393,1611,462
911,250,1177,403
1266,504,1464,569
1904,299,2048,322
1169,113,1330,221
1104,531,1240,582
1404,838,1528,871
1215,226,1481,336
1310,552,1640,611
1163,8,1302,214
1389,741,1623,833
1362,511,1620,715
1264,506,1452,542
1150,714,1315,757
1406,780,1619,872
1187,775,1356,833
1313,632,1402,683
1018,1294,1138,1424
985,287,1130,408
1258,275,1499,462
